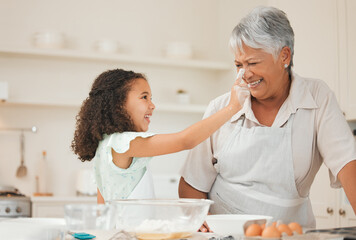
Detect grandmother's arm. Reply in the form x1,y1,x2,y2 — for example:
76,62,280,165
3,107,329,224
338,160,356,214
178,177,208,199
179,177,211,232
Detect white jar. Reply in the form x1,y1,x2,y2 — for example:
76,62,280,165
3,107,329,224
94,39,119,53
165,42,193,59
32,31,66,49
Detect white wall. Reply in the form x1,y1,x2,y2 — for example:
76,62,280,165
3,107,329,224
0,0,268,196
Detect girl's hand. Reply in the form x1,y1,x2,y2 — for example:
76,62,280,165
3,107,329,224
228,79,250,112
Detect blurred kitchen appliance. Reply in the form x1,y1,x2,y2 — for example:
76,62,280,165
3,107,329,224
76,169,97,196
0,81,8,102
0,186,31,218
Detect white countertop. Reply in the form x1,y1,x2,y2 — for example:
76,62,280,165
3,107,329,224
0,217,346,240
0,217,213,240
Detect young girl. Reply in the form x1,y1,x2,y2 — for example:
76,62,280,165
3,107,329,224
71,68,242,203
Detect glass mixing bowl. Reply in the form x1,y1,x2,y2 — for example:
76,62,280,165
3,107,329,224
109,198,213,240
64,204,115,231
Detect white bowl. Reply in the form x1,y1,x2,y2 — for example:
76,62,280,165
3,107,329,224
109,198,213,240
206,214,273,236
165,42,193,59
94,39,119,53
32,31,65,49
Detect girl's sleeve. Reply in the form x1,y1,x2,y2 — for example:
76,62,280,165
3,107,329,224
106,132,155,154
105,132,156,172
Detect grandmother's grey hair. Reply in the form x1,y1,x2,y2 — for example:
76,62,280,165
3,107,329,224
230,6,294,73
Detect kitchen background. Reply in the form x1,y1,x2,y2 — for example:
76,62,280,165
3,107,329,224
0,0,355,227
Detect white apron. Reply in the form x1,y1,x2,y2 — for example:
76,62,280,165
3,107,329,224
209,115,315,227
127,169,155,199
115,169,155,229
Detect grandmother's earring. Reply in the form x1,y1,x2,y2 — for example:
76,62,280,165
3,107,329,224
284,64,288,68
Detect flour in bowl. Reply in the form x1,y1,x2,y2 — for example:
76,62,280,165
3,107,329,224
135,219,185,232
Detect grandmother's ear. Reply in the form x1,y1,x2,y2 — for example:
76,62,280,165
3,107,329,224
280,46,291,65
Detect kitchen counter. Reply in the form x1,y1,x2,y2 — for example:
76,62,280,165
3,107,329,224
31,196,96,203
0,217,212,240
0,217,349,240
31,196,96,218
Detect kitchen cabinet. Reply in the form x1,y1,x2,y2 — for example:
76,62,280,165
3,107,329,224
309,0,356,228
309,165,356,229
338,0,356,120
31,196,96,218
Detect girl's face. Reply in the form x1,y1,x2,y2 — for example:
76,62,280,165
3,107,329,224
125,78,155,132
234,43,290,101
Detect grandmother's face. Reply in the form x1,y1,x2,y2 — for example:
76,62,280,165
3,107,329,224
234,43,290,101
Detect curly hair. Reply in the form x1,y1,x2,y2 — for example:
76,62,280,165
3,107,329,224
71,69,147,162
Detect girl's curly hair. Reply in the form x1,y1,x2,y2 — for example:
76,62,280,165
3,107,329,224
71,68,146,162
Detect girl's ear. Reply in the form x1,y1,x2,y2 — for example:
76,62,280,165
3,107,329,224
280,46,291,66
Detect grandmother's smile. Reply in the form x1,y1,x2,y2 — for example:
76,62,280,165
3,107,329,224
247,79,262,88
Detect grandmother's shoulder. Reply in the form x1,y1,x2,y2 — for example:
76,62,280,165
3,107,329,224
295,74,334,97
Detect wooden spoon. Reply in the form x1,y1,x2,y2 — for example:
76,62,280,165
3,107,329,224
16,131,27,178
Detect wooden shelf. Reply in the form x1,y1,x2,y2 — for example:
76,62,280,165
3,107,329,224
1,100,206,114
0,47,231,71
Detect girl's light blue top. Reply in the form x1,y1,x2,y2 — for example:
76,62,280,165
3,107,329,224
93,131,155,201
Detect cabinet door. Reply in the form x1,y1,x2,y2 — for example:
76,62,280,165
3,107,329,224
32,203,65,218
339,190,356,227
339,0,356,120
309,165,338,228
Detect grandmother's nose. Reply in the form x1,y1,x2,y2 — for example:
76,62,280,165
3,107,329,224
243,68,253,80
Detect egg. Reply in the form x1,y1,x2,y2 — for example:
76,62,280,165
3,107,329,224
261,225,282,238
261,223,266,230
245,223,262,236
288,222,303,234
277,223,293,236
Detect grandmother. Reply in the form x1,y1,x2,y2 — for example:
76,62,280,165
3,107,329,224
179,6,356,228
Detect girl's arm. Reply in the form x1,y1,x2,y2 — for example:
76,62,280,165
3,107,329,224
122,82,241,158
97,188,105,204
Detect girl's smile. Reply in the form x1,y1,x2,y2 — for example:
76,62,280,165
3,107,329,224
125,78,155,132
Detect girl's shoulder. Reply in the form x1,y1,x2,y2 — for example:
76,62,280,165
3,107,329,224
104,131,156,154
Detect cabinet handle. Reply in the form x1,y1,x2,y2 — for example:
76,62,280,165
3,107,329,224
339,209,346,216
326,207,334,215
